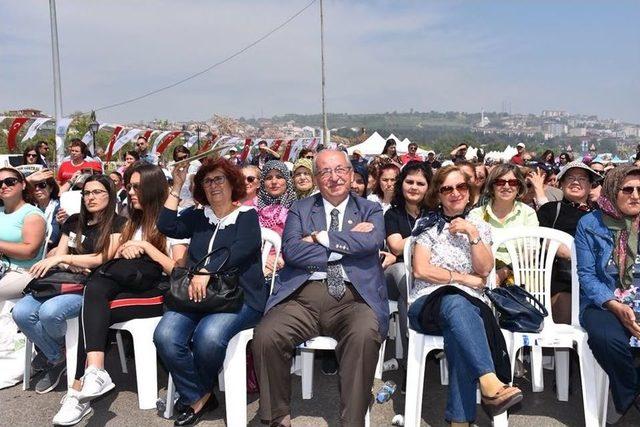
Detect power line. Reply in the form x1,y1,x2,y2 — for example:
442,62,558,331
91,0,317,114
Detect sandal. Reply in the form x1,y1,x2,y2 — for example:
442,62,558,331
481,385,523,416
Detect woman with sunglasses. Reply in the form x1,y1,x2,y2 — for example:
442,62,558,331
575,165,640,423
66,164,188,419
408,165,522,423
23,144,45,166
367,163,400,214
298,148,315,161
469,164,538,285
0,168,47,309
384,161,431,385
240,165,260,206
292,158,316,199
154,158,265,425
28,169,63,251
14,175,125,404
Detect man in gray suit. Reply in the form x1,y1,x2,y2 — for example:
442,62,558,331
253,149,389,427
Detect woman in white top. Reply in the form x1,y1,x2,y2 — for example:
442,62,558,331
408,165,522,424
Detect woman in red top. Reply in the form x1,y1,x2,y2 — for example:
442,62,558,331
57,139,102,187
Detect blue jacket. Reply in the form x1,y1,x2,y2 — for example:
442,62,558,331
265,193,390,337
575,210,616,325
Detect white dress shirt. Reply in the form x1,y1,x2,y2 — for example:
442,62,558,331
309,196,350,281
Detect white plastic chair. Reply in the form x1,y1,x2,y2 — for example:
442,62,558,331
402,238,508,427
491,227,607,426
163,227,281,427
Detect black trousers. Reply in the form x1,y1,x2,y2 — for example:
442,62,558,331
582,306,640,413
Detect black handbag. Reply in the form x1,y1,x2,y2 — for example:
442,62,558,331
93,255,164,292
484,285,548,333
164,247,243,314
24,267,88,298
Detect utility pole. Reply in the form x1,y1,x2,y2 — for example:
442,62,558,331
49,0,64,164
319,0,329,146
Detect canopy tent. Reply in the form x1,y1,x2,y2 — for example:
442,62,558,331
396,137,429,155
346,132,387,156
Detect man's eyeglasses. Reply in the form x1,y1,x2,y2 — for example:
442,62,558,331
315,166,352,180
203,176,227,187
82,189,108,198
439,182,469,195
494,179,519,188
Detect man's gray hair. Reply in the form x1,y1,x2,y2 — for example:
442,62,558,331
312,149,350,174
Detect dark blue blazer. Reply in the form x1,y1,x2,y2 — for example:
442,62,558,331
266,193,389,337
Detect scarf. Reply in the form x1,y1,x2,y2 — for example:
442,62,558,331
256,160,297,210
598,165,640,291
412,205,472,237
292,159,316,199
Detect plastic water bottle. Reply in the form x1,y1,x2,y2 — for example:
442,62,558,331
375,380,397,403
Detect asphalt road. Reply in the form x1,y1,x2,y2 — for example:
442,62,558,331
1,341,639,427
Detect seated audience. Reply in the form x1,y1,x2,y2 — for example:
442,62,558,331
28,169,63,250
255,160,297,236
0,168,46,310
117,150,140,175
575,165,640,423
14,175,124,399
23,144,46,166
409,165,522,423
154,158,266,425
350,164,368,198
57,139,102,187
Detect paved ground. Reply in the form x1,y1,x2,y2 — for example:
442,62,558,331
2,341,639,426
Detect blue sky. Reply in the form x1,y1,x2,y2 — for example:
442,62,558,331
1,0,638,123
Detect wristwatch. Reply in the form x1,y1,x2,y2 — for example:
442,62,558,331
469,236,482,246
310,231,319,244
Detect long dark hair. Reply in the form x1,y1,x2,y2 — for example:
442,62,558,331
120,163,167,253
23,144,44,165
391,161,432,210
373,163,400,199
381,139,397,156
541,150,555,164
74,175,117,256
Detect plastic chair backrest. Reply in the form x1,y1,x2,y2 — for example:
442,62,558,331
260,227,282,294
491,226,574,328
403,237,414,300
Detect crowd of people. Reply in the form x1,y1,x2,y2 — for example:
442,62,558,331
1,134,640,426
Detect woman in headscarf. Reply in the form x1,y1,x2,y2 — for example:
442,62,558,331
292,158,316,199
256,160,297,277
576,165,640,422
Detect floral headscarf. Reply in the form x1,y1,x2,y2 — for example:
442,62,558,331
256,160,297,209
598,165,640,291
292,158,316,199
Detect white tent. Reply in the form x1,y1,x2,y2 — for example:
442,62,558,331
347,132,387,156
397,137,429,155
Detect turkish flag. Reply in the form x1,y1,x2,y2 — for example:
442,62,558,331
105,126,124,162
156,131,181,155
240,138,252,162
270,139,283,151
196,134,217,155
7,118,29,151
142,129,153,141
281,139,295,162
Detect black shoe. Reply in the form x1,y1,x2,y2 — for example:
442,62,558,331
174,400,189,414
321,353,338,376
174,394,219,426
31,352,49,374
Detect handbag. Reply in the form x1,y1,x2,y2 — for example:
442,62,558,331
23,267,87,298
93,255,164,292
164,247,243,314
484,285,548,333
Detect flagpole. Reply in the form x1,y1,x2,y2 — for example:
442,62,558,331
49,0,64,165
319,0,329,146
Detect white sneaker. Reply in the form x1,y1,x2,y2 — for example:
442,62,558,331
77,367,115,403
52,390,93,426
383,358,399,372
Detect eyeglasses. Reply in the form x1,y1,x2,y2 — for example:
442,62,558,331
34,182,49,190
439,182,469,195
0,177,20,188
203,176,227,187
126,183,140,192
244,176,257,183
26,153,37,158
82,189,108,198
620,186,640,195
564,175,589,184
494,179,519,188
136,143,146,147
315,166,352,180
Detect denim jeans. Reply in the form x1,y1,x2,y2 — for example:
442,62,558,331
153,304,263,405
12,293,83,363
409,293,495,422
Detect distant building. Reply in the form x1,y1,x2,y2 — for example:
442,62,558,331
569,127,587,137
3,108,47,118
542,110,568,118
544,123,568,139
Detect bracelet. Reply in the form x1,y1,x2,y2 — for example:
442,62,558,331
169,190,181,200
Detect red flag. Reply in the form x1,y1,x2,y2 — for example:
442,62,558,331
240,138,253,162
196,134,217,155
105,126,124,162
142,129,153,141
156,131,181,155
270,139,283,151
7,118,29,151
281,139,295,162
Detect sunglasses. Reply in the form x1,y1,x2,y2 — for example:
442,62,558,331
244,176,257,183
26,153,37,158
34,182,49,190
620,186,640,195
439,182,469,195
126,183,140,192
494,179,519,188
175,156,188,162
0,177,20,187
